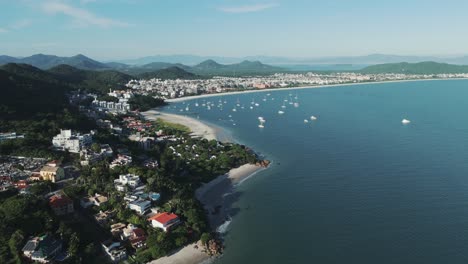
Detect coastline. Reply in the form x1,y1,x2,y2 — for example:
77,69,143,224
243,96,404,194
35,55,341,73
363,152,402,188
141,110,218,141
165,77,468,103
146,164,265,264
142,109,267,264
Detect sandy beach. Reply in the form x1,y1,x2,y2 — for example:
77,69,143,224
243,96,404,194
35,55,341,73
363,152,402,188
147,243,210,264
146,164,264,264
141,110,217,141
196,163,265,228
165,77,468,103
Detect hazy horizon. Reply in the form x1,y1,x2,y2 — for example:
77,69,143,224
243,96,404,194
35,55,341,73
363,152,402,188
3,0,468,60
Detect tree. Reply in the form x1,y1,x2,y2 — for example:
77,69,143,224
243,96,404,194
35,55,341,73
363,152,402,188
90,143,101,153
68,233,80,257
8,230,24,264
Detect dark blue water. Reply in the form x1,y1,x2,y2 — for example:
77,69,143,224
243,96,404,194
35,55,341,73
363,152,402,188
164,80,468,264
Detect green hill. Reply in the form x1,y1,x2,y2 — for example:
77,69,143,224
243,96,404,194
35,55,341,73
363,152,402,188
0,54,110,70
360,61,468,74
137,66,198,79
190,59,283,75
48,64,132,93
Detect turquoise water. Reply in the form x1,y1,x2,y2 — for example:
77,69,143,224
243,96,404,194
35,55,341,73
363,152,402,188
164,80,468,264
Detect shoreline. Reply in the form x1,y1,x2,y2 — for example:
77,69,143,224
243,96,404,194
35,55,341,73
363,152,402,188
165,77,468,103
141,110,218,141
146,164,265,264
141,110,267,264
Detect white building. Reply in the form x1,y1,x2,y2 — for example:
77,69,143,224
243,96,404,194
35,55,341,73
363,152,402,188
128,199,151,215
148,212,180,232
114,174,141,191
52,129,92,153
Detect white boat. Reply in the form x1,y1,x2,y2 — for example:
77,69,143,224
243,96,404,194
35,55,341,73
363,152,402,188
232,108,237,112
294,102,299,107
255,103,260,107
310,116,317,120
258,124,265,128
402,119,411,124
250,106,254,109
278,110,284,114
258,116,265,121
304,119,309,123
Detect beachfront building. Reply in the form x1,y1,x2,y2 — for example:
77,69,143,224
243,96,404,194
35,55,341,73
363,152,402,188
148,212,180,232
101,240,127,262
52,129,93,153
121,224,147,249
114,174,141,191
22,235,63,263
49,194,74,216
128,199,151,215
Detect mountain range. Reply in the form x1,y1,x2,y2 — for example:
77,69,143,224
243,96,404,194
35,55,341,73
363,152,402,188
0,54,283,75
115,54,468,66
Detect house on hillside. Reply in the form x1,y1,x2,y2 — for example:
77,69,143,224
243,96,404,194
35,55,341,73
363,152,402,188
22,235,63,263
49,193,74,216
148,212,180,232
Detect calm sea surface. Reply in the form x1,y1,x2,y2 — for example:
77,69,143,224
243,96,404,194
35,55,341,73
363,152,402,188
163,80,468,264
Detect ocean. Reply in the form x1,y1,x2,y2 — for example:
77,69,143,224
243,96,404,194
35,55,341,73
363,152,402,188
163,79,468,264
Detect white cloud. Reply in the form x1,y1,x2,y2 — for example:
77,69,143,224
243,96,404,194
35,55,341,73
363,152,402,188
218,3,279,13
41,1,130,28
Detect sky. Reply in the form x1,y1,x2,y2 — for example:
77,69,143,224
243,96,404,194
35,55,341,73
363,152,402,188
2,0,468,60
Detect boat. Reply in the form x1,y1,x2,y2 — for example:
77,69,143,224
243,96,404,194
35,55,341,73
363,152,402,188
310,116,317,120
250,106,254,109
304,119,309,123
281,101,286,109
255,103,260,107
258,124,265,128
232,108,237,112
402,119,411,124
278,110,284,114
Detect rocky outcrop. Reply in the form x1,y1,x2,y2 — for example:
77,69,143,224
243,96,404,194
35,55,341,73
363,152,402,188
256,159,270,167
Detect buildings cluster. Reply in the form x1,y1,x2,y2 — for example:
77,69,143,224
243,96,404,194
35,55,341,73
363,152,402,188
126,72,468,99
91,89,134,114
0,157,66,192
52,129,93,153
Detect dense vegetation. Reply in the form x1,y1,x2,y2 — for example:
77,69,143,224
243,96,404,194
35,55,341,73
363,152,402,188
360,61,468,74
137,66,198,80
128,95,167,111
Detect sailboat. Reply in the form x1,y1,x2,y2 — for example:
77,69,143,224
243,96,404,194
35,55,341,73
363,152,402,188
278,110,285,114
281,101,286,109
310,116,317,120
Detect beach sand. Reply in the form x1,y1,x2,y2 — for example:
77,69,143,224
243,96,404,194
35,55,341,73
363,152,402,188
147,243,210,264
141,110,217,141
142,110,266,264
146,164,264,264
196,164,265,228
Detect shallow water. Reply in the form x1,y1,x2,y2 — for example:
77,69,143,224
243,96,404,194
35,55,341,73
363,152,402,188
164,79,468,264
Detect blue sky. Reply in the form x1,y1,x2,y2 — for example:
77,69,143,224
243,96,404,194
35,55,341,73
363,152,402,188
1,0,468,59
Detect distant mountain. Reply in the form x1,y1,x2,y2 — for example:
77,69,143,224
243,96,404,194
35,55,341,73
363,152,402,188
137,66,198,80
190,60,283,75
0,54,110,70
360,61,468,74
0,64,71,119
48,64,132,92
